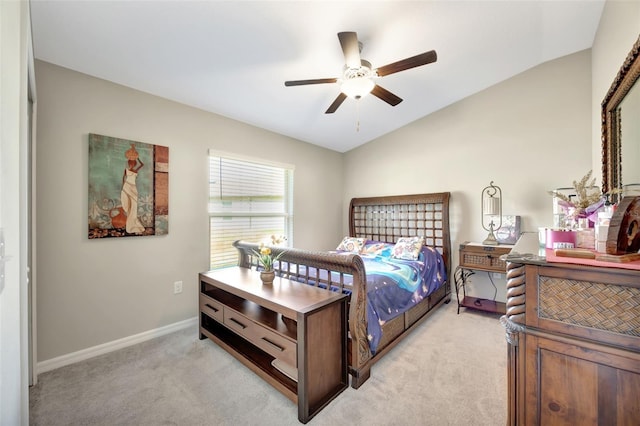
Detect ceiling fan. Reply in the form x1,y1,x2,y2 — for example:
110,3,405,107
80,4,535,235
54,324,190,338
284,31,437,114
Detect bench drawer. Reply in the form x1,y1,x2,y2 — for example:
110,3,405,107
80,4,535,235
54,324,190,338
223,307,296,366
200,294,224,322
252,323,297,367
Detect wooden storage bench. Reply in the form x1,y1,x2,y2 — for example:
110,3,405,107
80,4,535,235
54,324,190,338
198,267,349,424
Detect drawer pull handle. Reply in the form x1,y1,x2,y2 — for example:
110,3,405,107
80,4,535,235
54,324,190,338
228,317,247,330
261,337,285,352
205,303,219,313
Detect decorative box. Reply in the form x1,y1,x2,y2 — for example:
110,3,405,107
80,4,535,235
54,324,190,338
545,229,577,249
576,229,595,249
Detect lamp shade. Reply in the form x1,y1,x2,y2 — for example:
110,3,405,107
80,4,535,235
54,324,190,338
341,77,375,99
483,196,500,216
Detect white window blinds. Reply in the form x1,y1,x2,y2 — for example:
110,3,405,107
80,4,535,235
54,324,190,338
209,154,293,269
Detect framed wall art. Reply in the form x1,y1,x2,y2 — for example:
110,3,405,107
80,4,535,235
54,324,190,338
494,215,521,245
88,133,169,238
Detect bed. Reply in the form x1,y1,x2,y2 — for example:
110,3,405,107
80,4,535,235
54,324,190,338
233,192,452,388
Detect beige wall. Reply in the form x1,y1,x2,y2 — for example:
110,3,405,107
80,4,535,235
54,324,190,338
591,0,640,187
344,50,592,257
35,61,343,362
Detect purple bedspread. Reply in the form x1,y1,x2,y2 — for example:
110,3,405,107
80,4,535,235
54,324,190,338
359,244,447,353
280,242,447,354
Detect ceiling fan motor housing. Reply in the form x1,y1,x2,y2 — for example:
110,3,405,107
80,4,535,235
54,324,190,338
343,60,374,79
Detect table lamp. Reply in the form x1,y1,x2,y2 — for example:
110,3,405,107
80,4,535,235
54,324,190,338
482,181,502,245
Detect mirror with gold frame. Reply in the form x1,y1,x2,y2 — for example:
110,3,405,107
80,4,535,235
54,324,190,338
602,34,640,202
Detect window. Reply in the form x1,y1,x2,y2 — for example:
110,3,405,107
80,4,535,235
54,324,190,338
209,152,293,269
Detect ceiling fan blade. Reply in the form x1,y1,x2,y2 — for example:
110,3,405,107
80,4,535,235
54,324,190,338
338,32,361,69
375,50,437,77
325,93,347,114
285,78,337,87
371,85,403,106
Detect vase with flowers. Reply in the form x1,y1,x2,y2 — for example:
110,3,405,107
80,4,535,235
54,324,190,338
549,170,606,228
252,243,285,285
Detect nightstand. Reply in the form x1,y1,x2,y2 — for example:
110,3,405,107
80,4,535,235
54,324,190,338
454,241,512,314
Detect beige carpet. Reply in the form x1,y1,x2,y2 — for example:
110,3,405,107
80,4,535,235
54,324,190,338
30,301,507,425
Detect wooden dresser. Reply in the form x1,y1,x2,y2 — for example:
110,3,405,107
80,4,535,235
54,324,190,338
502,233,640,425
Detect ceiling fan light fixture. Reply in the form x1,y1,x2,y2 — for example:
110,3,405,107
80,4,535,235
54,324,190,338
341,77,375,99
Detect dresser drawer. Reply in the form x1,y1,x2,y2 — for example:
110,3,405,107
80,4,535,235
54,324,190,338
200,294,224,322
459,242,511,272
223,307,297,366
460,251,507,271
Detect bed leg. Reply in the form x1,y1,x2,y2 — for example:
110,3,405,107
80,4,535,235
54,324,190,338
350,367,371,389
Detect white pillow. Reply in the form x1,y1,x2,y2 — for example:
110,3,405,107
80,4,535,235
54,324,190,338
391,236,425,260
336,236,366,253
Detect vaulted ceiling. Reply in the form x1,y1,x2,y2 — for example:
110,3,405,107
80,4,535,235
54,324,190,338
30,1,605,152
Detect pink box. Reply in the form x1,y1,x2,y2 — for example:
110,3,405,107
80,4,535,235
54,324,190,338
545,229,577,249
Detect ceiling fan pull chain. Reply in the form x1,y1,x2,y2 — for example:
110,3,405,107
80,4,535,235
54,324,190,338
356,100,360,132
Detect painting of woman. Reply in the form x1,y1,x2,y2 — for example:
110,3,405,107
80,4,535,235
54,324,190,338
88,133,168,238
121,144,146,234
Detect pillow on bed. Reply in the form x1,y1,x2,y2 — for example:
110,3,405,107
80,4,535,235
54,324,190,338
336,236,366,253
391,236,425,260
361,241,393,257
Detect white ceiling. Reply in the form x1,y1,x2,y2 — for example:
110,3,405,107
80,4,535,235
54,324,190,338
30,0,605,153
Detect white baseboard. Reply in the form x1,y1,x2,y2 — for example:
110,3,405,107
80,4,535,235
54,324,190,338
37,316,198,374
